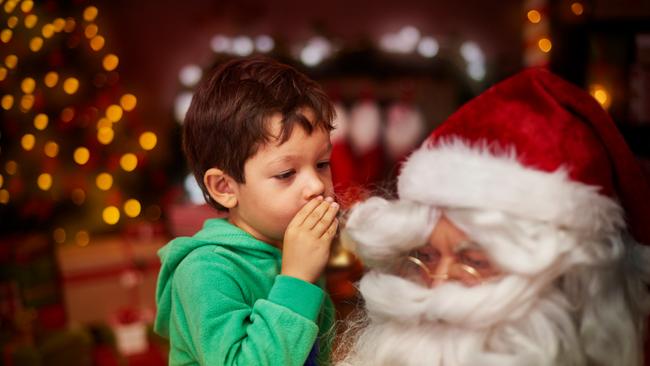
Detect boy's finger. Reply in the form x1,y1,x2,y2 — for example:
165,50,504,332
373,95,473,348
302,199,331,229
313,202,339,237
290,196,324,226
321,218,339,240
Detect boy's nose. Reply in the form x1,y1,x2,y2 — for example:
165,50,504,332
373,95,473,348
303,171,326,200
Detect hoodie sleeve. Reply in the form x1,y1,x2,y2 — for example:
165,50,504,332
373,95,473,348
169,247,325,366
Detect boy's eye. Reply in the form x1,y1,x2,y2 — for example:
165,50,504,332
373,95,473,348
274,170,295,180
317,161,331,170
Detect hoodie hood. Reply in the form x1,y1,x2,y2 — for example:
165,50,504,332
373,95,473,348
154,218,281,337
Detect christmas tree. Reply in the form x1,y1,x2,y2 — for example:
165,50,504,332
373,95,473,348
0,0,163,244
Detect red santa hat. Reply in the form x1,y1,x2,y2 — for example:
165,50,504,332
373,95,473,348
398,68,650,244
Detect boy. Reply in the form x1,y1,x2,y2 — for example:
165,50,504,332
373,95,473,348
154,57,340,365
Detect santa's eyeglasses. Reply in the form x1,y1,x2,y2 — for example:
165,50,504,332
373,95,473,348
388,241,500,287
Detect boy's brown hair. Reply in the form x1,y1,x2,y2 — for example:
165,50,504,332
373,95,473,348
183,56,335,211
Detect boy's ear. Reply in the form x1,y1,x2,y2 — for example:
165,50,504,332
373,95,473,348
204,168,238,209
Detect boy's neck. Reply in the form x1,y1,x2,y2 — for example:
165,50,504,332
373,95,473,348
227,215,283,249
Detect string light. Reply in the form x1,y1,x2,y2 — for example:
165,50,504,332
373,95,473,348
0,189,9,204
538,38,552,53
42,23,55,38
1,94,13,110
106,104,123,122
44,71,59,87
5,54,17,69
96,117,111,129
64,18,75,32
527,9,542,23
0,29,12,43
5,160,17,175
44,141,59,157
7,16,18,29
75,230,90,246
120,153,137,171
139,131,157,150
21,78,36,94
20,0,34,13
102,54,118,71
0,67,5,81
73,147,90,165
61,107,75,122
0,174,3,189
34,114,49,130
20,94,34,112
97,127,114,144
120,94,137,111
37,173,52,190
124,199,141,217
590,84,611,110
96,172,113,190
571,2,584,16
84,23,98,39
29,37,43,52
102,206,120,225
24,14,37,29
63,77,79,94
83,6,98,22
4,1,17,13
21,134,35,150
90,35,104,51
53,18,65,32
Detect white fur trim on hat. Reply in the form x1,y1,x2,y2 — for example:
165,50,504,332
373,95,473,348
397,139,624,235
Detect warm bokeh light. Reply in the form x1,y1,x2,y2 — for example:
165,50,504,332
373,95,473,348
83,6,99,22
102,54,119,71
61,107,75,122
7,16,18,29
571,2,584,16
37,173,52,190
75,230,90,246
63,77,80,94
34,113,49,130
590,84,611,110
42,23,55,38
102,206,120,225
96,172,113,190
139,132,157,150
84,23,98,39
96,117,111,129
73,147,90,165
106,104,123,122
5,161,17,175
538,38,552,53
44,71,59,87
527,9,542,23
21,77,36,94
21,134,35,150
97,127,114,144
53,228,66,244
0,189,8,204
44,141,59,157
24,14,37,29
0,174,3,188
120,153,138,171
71,188,85,205
120,94,137,111
124,199,141,218
5,54,17,69
53,18,65,32
20,0,34,13
64,18,75,33
1,94,14,110
90,35,105,51
33,40,51,54
0,67,6,81
4,1,16,13
20,94,34,111
0,29,12,43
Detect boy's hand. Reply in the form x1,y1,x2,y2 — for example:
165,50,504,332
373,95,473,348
281,196,339,283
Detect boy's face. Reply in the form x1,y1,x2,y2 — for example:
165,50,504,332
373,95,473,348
228,109,334,247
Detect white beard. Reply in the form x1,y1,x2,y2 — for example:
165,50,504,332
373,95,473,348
337,272,585,366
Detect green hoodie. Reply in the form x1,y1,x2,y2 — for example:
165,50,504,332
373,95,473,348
154,218,335,366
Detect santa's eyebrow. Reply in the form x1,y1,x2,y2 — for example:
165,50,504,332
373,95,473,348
453,240,483,253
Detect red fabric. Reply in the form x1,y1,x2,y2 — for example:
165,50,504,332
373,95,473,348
427,68,650,245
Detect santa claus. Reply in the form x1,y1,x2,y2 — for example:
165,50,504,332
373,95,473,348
337,68,650,366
